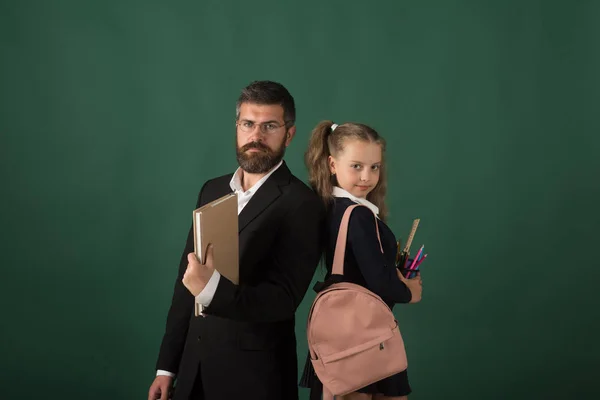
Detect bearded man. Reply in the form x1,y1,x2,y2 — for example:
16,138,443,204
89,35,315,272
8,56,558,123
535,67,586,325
148,80,325,400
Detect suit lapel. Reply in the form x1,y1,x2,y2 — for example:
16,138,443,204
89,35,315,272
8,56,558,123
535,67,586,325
238,162,291,233
203,175,234,206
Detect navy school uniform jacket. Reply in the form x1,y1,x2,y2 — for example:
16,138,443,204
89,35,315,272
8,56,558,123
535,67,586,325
324,197,412,308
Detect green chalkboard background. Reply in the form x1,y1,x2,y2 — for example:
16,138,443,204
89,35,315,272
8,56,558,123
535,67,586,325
1,1,598,399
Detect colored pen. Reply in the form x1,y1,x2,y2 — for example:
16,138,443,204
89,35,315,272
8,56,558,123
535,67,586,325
409,245,424,270
413,253,428,269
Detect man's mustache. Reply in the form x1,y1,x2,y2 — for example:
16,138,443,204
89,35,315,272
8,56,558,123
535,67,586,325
240,142,270,153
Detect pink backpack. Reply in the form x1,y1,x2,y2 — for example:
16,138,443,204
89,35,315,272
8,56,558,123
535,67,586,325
306,204,408,400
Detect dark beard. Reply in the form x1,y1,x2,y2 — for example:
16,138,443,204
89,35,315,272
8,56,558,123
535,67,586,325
236,139,286,174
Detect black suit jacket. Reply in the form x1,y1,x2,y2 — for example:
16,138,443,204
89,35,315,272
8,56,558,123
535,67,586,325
156,162,325,400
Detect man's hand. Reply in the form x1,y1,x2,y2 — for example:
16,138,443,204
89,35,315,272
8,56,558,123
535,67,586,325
182,245,215,297
148,375,173,400
397,269,423,304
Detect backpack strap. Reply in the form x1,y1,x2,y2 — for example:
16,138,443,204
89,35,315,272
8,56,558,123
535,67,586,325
331,204,383,276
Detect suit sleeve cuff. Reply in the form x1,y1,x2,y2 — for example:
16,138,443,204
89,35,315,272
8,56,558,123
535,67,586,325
195,270,221,307
202,273,237,315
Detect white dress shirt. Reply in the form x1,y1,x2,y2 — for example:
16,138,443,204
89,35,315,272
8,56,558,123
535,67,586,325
332,186,380,217
157,160,283,378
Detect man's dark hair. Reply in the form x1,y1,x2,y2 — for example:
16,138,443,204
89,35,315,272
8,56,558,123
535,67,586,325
236,80,296,126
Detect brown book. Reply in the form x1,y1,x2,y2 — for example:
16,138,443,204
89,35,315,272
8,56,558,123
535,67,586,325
192,193,239,285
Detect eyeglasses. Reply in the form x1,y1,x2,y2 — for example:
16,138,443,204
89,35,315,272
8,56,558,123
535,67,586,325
236,120,291,134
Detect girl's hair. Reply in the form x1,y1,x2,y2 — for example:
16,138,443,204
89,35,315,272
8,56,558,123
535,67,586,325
305,120,388,220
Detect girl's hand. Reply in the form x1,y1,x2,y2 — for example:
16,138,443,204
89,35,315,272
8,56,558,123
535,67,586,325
397,270,422,303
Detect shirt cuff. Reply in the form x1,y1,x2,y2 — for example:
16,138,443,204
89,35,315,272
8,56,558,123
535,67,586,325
195,270,221,307
156,370,176,378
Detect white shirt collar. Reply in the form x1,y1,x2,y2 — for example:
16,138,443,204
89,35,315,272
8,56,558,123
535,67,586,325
229,160,283,194
332,186,380,217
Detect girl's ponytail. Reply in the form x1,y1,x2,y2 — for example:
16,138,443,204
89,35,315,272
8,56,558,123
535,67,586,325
305,120,336,206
